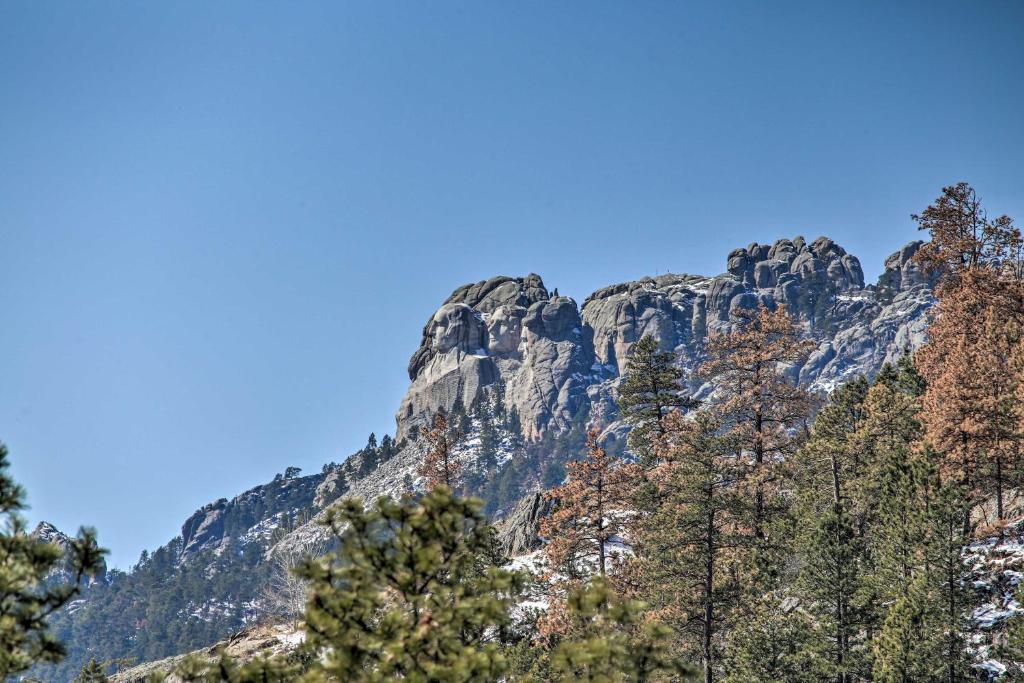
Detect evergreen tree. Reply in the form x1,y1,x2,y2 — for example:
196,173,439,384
629,411,748,683
296,487,525,682
923,470,973,683
0,443,106,679
379,434,394,462
549,577,693,682
506,407,523,442
477,396,499,472
860,378,928,607
871,574,940,683
73,658,109,682
792,378,873,682
699,304,813,579
723,596,826,683
912,181,1022,277
797,505,870,681
913,183,1024,530
617,336,696,464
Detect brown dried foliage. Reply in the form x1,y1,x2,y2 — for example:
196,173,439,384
418,411,462,491
540,429,639,581
913,183,1024,526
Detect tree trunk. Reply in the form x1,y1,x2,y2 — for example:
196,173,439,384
703,504,716,683
947,516,957,683
830,454,847,683
598,471,607,576
996,451,1004,525
753,404,765,541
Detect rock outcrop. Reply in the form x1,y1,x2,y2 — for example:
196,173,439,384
397,236,935,442
178,468,324,561
110,623,304,683
397,274,595,441
48,233,942,683
31,521,107,585
496,491,553,556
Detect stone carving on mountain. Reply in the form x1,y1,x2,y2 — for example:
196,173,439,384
395,235,935,446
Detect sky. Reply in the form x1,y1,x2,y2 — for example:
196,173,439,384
1,1,1022,569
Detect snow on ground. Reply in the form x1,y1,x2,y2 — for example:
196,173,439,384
966,518,1024,678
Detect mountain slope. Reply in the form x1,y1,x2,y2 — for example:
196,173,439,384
41,234,935,681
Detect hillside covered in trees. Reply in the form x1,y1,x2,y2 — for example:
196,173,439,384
11,183,1024,682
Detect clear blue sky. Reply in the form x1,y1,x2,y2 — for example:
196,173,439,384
1,1,1021,569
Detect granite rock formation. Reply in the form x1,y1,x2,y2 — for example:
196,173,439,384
397,236,935,442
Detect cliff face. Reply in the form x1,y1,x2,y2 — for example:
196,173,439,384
177,468,324,562
396,236,937,445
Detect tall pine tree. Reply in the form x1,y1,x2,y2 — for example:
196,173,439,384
700,304,813,580
540,429,637,580
419,410,463,491
618,335,696,464
629,410,748,683
914,182,1024,530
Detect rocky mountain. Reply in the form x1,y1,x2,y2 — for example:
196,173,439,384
395,235,935,445
109,623,304,683
40,234,939,681
269,235,937,566
31,521,108,586
177,466,325,562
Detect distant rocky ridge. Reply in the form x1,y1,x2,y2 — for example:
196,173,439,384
31,521,107,586
178,467,324,561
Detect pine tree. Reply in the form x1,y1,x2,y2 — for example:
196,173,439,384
860,378,928,606
699,304,813,572
379,433,395,462
477,395,499,472
857,367,970,682
0,443,106,679
913,183,1024,530
912,182,1022,278
923,468,972,683
629,411,748,683
617,335,696,464
792,376,874,681
297,488,526,682
506,407,523,442
419,410,463,491
540,429,638,580
871,574,940,683
73,658,109,682
549,577,693,682
723,596,826,683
